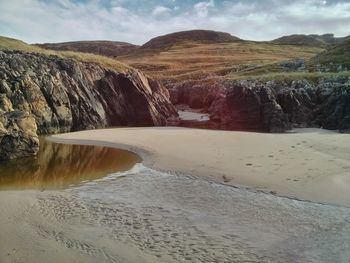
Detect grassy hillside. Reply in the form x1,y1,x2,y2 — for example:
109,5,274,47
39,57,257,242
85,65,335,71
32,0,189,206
2,34,347,84
141,30,240,49
119,40,324,81
36,41,139,57
309,39,350,70
0,36,130,72
272,34,337,47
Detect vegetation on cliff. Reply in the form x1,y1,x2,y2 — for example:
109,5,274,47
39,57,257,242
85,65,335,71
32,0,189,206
0,36,129,72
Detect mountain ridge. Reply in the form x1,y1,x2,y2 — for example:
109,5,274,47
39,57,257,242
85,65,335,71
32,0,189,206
35,40,139,57
141,29,241,49
272,33,350,47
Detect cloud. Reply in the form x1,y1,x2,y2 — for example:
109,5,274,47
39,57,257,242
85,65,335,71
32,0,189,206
0,0,349,45
194,0,215,17
152,6,171,16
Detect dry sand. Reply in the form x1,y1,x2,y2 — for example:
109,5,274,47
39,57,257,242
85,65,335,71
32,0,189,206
50,127,350,207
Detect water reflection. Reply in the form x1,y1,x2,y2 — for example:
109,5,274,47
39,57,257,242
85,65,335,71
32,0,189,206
0,138,141,190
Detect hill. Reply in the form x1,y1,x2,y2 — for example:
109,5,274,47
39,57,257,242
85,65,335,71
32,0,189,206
0,36,42,52
120,40,323,81
309,38,350,70
0,36,129,72
272,34,348,47
36,40,139,57
141,30,240,49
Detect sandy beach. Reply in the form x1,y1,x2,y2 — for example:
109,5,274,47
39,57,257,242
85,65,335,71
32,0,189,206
2,127,350,262
50,127,350,207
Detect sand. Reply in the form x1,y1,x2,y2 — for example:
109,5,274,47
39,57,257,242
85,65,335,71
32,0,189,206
2,127,350,262
49,127,350,207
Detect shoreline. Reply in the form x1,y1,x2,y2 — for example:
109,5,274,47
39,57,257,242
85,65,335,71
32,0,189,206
50,127,350,207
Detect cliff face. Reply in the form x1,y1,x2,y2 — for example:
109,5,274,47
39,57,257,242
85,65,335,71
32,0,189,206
167,77,350,132
0,50,177,160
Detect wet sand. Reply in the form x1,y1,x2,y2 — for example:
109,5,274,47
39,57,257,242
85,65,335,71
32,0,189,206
50,127,350,207
2,165,350,262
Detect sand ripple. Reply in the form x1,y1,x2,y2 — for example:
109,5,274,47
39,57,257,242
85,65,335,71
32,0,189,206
13,164,349,262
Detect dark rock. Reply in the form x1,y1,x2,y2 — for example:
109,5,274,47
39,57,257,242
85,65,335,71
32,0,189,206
167,76,350,133
209,80,290,132
0,110,39,160
0,50,177,160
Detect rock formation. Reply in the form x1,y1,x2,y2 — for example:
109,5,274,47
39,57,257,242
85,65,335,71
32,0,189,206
0,111,39,160
167,77,350,133
0,50,177,160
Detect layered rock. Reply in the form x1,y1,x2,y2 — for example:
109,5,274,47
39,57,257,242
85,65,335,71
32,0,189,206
0,50,177,160
167,79,290,132
208,81,290,132
0,111,39,160
167,77,350,132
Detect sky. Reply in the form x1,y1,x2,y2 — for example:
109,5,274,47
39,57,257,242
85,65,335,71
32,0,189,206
0,0,350,44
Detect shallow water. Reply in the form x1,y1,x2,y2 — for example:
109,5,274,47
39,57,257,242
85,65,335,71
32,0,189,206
178,109,210,122
0,138,141,190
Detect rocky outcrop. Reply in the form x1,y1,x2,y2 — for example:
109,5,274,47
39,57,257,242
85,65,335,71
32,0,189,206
0,50,177,160
0,111,39,160
208,81,290,132
167,77,350,132
273,78,350,131
168,79,290,132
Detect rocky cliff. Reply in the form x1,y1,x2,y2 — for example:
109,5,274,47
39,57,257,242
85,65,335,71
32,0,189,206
0,50,177,160
167,77,350,133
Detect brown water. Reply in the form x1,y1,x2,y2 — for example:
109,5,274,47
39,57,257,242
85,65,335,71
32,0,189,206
0,138,141,190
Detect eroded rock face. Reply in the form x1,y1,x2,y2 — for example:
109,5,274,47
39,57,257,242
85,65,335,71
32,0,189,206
0,50,177,160
167,77,350,132
208,81,290,132
167,79,290,132
275,79,350,131
0,111,39,160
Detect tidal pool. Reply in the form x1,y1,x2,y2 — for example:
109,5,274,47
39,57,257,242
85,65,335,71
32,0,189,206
0,138,141,190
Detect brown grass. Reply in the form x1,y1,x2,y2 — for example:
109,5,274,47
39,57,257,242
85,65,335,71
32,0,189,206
0,36,130,72
119,40,324,81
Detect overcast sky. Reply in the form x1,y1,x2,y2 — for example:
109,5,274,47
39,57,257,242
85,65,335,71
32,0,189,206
0,0,349,44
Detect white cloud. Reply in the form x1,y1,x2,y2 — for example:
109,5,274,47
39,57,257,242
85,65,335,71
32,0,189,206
0,0,349,45
194,0,215,18
152,6,171,16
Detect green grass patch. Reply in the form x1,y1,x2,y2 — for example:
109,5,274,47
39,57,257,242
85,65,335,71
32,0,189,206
233,71,350,83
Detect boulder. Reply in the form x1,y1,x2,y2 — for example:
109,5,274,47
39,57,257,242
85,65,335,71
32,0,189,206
0,110,39,160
